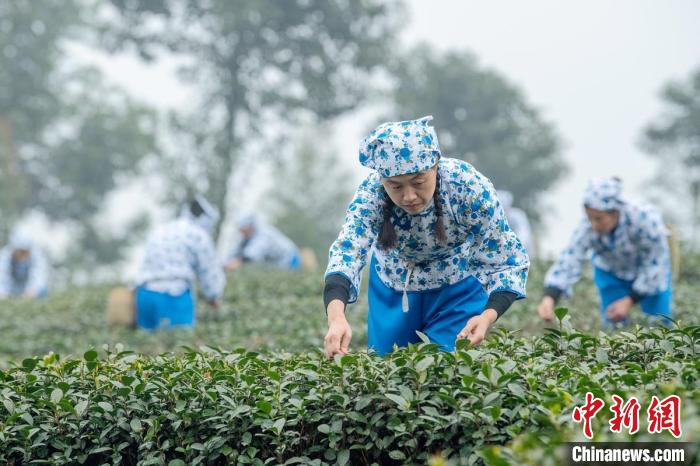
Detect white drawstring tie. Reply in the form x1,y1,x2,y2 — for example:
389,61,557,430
402,262,415,313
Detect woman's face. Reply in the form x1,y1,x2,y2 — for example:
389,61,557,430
585,207,620,234
239,225,255,239
381,165,438,214
11,249,30,262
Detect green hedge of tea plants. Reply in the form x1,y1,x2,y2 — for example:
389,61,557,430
1,320,698,465
0,262,698,465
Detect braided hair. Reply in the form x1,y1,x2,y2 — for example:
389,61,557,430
433,173,447,244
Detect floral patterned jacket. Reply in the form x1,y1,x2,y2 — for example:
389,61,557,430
325,157,529,303
544,202,671,297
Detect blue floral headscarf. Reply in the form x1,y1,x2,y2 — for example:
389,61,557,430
359,115,441,178
584,177,624,211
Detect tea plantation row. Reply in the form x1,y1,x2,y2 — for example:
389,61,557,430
0,261,698,465
1,323,698,465
0,262,698,365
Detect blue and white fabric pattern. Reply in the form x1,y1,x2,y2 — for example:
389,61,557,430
359,115,441,178
544,202,671,298
325,157,529,304
584,177,624,211
0,236,49,297
135,216,225,300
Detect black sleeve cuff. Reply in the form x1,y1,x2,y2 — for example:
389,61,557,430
629,291,643,304
323,275,351,311
485,291,518,319
543,287,563,304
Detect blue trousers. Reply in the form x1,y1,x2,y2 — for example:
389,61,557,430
135,287,195,331
593,267,672,326
8,286,48,298
367,258,488,356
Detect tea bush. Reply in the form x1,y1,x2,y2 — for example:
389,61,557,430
0,323,697,465
0,262,698,465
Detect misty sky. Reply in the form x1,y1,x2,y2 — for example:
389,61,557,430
68,0,700,267
390,0,700,255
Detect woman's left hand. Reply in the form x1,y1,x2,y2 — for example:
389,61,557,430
457,309,498,346
605,296,633,322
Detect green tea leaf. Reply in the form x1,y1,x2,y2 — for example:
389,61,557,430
273,418,285,434
98,401,113,412
256,401,272,414
22,358,37,371
507,383,526,398
386,394,408,409
75,400,88,417
50,388,63,404
130,418,143,433
415,331,431,344
554,307,568,321
337,449,350,466
415,356,435,372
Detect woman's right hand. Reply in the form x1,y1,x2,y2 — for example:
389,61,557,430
324,300,352,358
538,296,556,321
224,258,242,271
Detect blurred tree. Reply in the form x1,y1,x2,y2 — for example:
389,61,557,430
102,0,405,237
640,66,700,246
30,70,159,276
0,0,159,275
0,0,81,236
266,129,354,265
391,45,567,225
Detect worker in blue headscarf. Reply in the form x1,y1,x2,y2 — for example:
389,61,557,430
224,213,301,271
323,116,529,357
538,177,672,326
134,196,226,330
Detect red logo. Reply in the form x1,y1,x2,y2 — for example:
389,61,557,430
609,395,641,434
647,395,682,438
572,393,683,438
572,392,606,439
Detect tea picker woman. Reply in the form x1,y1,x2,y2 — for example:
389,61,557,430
537,177,672,326
224,213,301,271
134,196,226,330
0,231,49,300
322,116,529,357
